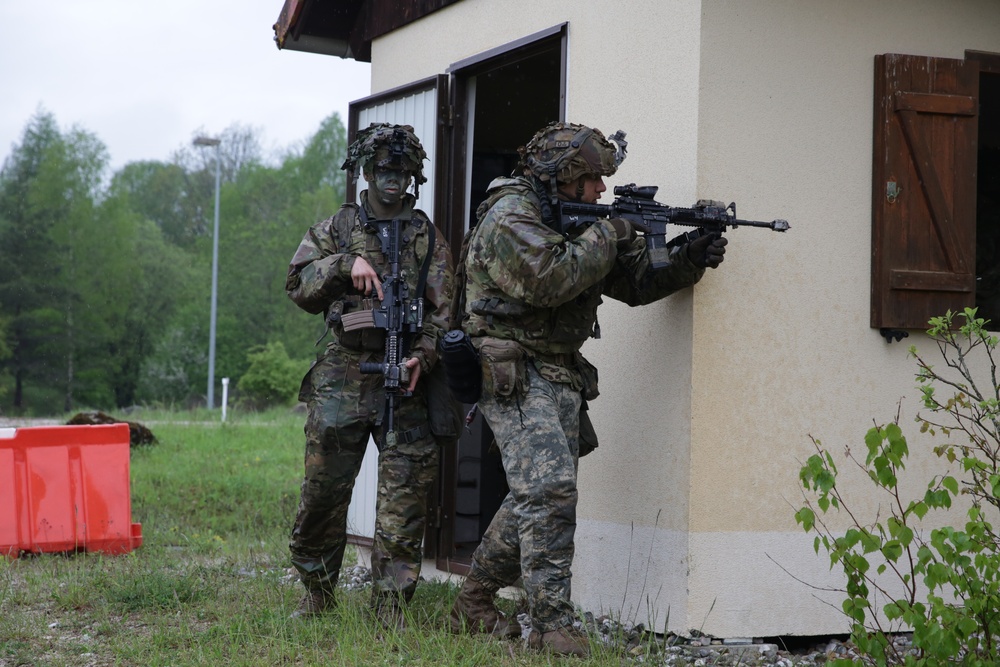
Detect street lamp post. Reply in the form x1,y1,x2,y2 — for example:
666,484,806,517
193,136,221,410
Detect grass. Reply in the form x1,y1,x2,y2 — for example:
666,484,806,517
0,409,650,667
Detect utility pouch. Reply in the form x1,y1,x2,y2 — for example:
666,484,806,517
578,400,599,457
479,338,526,399
576,353,600,401
297,360,318,403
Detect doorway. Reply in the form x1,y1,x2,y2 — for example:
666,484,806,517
435,26,565,571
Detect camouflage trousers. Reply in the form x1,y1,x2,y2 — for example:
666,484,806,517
289,348,439,601
471,362,582,633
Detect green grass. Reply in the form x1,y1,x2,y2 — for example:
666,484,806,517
0,409,649,666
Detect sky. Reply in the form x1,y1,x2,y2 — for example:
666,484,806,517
0,0,372,172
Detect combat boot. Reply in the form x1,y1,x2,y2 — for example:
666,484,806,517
527,625,590,658
372,593,407,632
290,588,335,619
449,576,522,638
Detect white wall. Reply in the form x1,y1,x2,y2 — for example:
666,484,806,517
367,0,1000,638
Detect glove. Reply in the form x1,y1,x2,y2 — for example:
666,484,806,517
687,233,728,269
607,217,639,248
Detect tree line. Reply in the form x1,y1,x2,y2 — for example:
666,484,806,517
0,109,350,415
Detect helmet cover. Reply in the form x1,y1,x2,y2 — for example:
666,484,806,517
341,122,428,185
518,121,626,185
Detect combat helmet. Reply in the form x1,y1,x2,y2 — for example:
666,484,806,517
341,122,428,197
519,121,628,201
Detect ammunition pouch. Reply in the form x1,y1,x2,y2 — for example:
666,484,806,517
576,353,600,401
478,337,526,400
327,297,384,351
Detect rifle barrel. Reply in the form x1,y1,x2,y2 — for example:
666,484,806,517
732,218,790,232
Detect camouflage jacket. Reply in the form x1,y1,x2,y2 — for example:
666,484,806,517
464,176,704,380
286,191,454,373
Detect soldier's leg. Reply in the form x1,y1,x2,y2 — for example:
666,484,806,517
479,364,582,634
289,354,374,606
369,386,439,602
469,494,522,588
449,491,524,637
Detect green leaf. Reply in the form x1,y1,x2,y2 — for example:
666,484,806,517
795,508,815,531
942,476,959,495
881,540,903,561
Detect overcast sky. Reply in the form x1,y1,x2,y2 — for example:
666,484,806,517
0,0,372,172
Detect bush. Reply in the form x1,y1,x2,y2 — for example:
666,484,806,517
797,308,1000,666
236,341,303,409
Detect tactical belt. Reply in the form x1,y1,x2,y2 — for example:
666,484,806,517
531,350,577,368
395,423,431,445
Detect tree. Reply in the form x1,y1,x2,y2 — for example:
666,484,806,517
0,111,77,411
112,161,196,248
0,110,351,413
203,113,348,389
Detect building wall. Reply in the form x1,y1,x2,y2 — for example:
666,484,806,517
687,0,1000,637
369,0,1000,637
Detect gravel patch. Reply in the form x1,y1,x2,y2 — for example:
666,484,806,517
331,564,918,665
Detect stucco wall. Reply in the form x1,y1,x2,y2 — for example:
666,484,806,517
368,0,1000,638
372,0,706,630
690,0,1000,637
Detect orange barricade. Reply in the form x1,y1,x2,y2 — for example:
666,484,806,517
0,423,143,558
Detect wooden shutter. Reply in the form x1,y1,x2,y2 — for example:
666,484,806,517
871,54,979,329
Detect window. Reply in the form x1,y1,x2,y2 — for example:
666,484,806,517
871,51,1000,331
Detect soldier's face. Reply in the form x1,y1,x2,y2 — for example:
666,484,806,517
558,175,606,204
366,166,412,206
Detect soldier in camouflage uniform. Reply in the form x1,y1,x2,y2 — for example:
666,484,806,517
285,123,455,628
448,122,727,657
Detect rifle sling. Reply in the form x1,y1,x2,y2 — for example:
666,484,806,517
356,204,435,305
415,216,434,306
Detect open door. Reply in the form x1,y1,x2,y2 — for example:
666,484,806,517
435,25,566,573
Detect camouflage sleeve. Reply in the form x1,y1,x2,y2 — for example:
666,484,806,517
480,194,619,307
409,221,455,374
603,238,705,306
285,213,357,315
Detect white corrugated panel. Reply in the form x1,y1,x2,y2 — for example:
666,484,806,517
346,85,440,541
346,442,379,540
355,89,438,220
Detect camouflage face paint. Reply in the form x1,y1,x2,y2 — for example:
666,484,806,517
368,167,412,208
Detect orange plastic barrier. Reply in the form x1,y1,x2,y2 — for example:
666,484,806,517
0,423,143,558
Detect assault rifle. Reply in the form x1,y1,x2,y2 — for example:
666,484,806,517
558,184,789,269
355,217,424,448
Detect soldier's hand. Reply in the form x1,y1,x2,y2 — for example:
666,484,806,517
404,357,421,392
351,256,384,300
687,233,728,269
607,218,642,248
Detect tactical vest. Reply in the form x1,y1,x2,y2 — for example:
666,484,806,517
324,201,433,353
463,177,605,360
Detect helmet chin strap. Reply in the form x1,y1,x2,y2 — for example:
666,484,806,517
546,163,559,207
